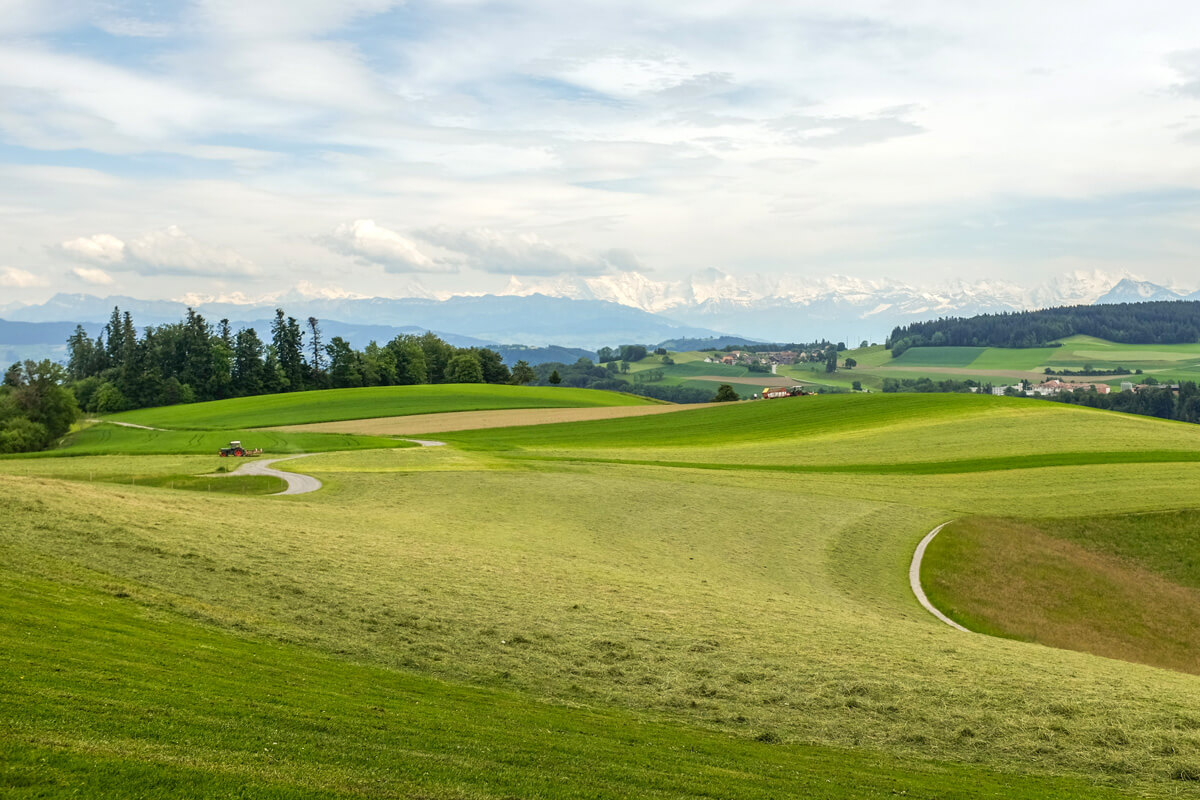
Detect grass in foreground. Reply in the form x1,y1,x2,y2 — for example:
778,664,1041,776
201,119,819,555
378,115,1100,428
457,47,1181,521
104,384,657,430
0,567,1144,800
922,515,1200,676
13,395,1200,796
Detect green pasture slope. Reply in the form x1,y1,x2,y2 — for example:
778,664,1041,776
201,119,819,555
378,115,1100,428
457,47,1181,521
106,384,656,430
9,391,1200,796
20,422,413,457
850,335,1200,385
922,510,1200,677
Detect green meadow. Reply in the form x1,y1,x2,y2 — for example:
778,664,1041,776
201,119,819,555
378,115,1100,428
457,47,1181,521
827,335,1200,388
105,383,655,430
923,511,1200,677
7,389,1200,797
19,422,415,457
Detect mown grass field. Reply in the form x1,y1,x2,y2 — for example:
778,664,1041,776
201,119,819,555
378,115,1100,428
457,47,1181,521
8,391,1200,797
12,422,415,457
105,384,656,430
0,570,1135,800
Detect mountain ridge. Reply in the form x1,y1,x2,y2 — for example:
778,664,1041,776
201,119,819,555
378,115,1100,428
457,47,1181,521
5,269,1195,347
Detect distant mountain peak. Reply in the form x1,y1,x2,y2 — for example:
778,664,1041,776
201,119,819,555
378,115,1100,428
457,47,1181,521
1096,278,1183,305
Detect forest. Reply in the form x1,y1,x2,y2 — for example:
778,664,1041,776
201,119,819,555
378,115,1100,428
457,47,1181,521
60,306,719,415
886,301,1200,354
63,307,526,413
0,359,79,453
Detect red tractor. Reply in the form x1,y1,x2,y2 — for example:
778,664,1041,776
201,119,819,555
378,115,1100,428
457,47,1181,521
218,440,262,457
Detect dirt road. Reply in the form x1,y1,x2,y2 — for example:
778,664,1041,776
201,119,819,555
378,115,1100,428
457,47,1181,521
909,521,971,633
224,454,322,496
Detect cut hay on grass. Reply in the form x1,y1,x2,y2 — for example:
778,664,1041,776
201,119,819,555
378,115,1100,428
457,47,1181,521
267,402,720,435
12,392,1200,797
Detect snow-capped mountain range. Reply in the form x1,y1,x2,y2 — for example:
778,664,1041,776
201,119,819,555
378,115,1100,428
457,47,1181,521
5,270,1197,348
499,270,1196,341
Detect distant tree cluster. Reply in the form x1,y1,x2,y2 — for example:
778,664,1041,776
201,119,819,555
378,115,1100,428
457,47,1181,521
596,345,649,363
881,377,979,394
887,301,1200,355
1043,366,1133,377
530,358,713,403
0,360,79,453
64,306,524,413
1050,382,1200,423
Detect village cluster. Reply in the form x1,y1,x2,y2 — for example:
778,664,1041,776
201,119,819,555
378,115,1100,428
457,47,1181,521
702,350,831,367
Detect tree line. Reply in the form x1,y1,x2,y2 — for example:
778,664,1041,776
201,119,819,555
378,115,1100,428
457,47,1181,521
65,306,532,413
1048,382,1200,424
61,306,728,416
530,358,716,403
886,301,1200,355
1,360,79,453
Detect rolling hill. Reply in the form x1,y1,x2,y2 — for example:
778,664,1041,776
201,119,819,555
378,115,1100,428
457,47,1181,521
6,390,1200,797
104,384,657,431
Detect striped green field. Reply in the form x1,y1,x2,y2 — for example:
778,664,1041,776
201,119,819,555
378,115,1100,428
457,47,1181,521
104,384,657,431
845,335,1200,386
8,391,1200,797
14,422,415,457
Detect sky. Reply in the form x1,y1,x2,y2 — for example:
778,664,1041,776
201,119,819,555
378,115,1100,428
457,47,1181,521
3,0,1200,305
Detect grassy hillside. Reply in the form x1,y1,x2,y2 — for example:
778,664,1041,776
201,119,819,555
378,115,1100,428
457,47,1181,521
922,513,1200,675
0,570,1136,799
15,422,415,457
9,392,1200,796
823,335,1200,390
441,392,1200,469
105,384,656,430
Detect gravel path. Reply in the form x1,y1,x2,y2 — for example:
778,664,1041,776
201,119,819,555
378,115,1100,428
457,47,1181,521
87,419,165,431
224,454,322,496
909,521,972,633
221,439,447,496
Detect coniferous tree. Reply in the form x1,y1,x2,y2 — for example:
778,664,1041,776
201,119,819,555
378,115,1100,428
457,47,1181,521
307,316,326,385
233,328,267,396
271,310,306,391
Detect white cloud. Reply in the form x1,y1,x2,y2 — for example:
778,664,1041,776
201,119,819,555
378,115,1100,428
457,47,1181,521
191,0,399,39
127,226,257,276
0,266,45,287
9,2,1200,299
323,219,454,274
71,266,114,285
59,226,257,276
61,233,126,265
95,17,174,38
415,227,625,276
